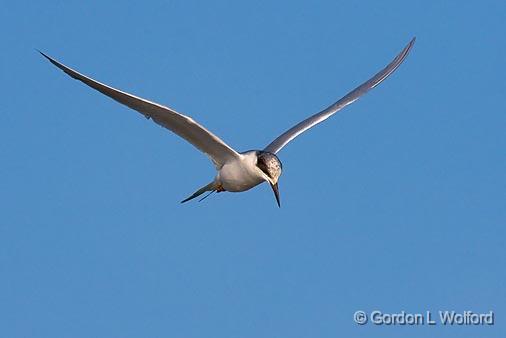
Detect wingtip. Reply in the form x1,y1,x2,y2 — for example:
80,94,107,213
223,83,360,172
37,49,50,60
37,50,65,71
404,37,416,52
38,50,60,68
395,36,416,63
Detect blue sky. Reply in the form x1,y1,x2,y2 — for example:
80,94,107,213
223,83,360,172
1,1,504,337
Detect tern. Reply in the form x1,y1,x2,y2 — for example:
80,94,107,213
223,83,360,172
40,37,415,207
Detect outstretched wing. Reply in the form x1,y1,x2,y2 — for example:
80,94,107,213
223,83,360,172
40,52,241,168
264,37,415,154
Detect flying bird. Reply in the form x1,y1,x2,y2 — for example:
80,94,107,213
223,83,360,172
40,37,415,207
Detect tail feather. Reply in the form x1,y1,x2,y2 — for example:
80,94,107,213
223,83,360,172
181,182,216,204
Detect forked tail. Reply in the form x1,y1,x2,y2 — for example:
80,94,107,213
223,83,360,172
181,182,217,203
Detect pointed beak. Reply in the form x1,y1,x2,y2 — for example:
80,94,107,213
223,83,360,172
270,182,281,207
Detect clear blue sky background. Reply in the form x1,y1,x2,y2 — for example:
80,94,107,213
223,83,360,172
1,1,504,337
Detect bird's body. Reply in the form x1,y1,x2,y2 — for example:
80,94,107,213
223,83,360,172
40,37,414,207
190,150,282,205
217,151,268,192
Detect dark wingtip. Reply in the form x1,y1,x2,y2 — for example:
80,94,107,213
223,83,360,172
409,36,416,48
404,37,416,55
37,50,63,70
37,50,51,61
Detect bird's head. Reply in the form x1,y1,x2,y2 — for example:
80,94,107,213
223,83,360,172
256,151,283,207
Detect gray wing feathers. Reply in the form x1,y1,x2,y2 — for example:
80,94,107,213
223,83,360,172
40,52,240,167
264,37,415,154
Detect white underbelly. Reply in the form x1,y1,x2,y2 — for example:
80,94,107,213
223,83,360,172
217,159,264,192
